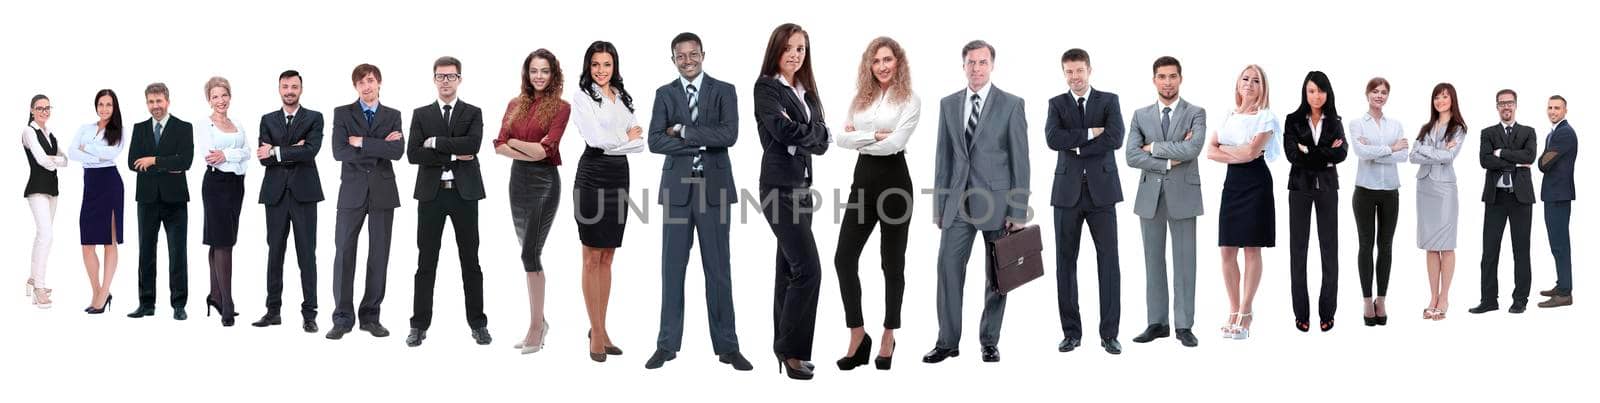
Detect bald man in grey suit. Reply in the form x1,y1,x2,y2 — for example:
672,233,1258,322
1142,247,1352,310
925,40,1031,365
1125,56,1206,347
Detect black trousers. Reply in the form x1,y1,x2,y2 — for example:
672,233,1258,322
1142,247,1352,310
1289,189,1338,323
1054,182,1121,340
331,205,394,328
264,193,318,320
136,201,187,309
1352,187,1398,298
1481,190,1533,305
1546,201,1573,295
834,153,912,329
411,187,485,331
761,186,821,361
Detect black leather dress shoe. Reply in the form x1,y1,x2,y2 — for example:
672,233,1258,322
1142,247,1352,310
1058,337,1082,352
406,329,426,347
303,320,318,333
1468,303,1499,314
1175,329,1199,347
1101,338,1122,355
360,322,391,337
252,314,282,327
1132,324,1171,343
173,308,188,321
127,306,155,318
719,351,753,371
471,327,492,345
922,347,959,363
645,349,677,369
1509,300,1527,314
326,326,352,340
981,346,1000,362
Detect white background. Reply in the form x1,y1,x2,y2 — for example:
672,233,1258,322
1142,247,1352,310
5,0,1595,401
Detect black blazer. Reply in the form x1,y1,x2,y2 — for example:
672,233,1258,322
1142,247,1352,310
127,116,194,203
408,100,485,201
1044,88,1124,208
1479,122,1538,204
1538,120,1577,202
330,100,405,209
258,108,326,205
648,74,739,206
1282,111,1347,192
753,76,828,189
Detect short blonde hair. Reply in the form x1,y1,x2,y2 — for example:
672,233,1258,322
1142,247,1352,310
1234,64,1269,111
203,76,232,98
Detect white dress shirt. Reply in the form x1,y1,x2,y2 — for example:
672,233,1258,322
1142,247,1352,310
835,92,921,156
424,98,459,180
202,117,250,175
963,82,993,135
674,73,706,149
1349,112,1407,190
21,122,66,170
68,123,128,169
572,84,646,156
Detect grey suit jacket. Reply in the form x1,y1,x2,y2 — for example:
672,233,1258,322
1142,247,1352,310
331,100,406,210
934,85,1030,232
648,74,738,206
1126,98,1207,219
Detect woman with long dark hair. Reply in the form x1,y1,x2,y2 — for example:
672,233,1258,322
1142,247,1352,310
22,94,67,309
70,89,128,314
1282,71,1347,332
1411,83,1467,321
496,48,569,355
1348,77,1406,326
755,23,830,380
571,40,645,362
832,36,918,371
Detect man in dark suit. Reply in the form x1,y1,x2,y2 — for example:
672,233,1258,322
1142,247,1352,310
405,57,489,347
926,40,1030,365
1538,95,1576,308
253,70,324,332
326,63,406,340
1045,49,1125,355
126,82,194,320
1471,89,1538,315
643,33,750,371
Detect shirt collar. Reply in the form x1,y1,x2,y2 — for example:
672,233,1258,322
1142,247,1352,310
359,99,380,113
152,114,171,128
1157,96,1179,111
1071,87,1093,104
680,73,705,93
1502,120,1516,130
965,82,993,103
282,104,301,116
28,121,44,132
439,98,457,110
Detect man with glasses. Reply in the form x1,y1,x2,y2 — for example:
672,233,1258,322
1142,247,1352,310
1470,89,1538,315
644,33,751,371
404,56,489,347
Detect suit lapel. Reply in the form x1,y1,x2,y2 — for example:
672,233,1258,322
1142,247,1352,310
667,80,689,123
944,93,969,160
1165,99,1188,140
352,101,372,135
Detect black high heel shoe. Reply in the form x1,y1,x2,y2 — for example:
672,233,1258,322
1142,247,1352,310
1320,319,1335,332
776,353,814,380
875,341,895,370
86,294,112,315
1295,320,1311,332
836,334,872,371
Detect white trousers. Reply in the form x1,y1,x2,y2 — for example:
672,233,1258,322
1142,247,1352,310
27,194,56,289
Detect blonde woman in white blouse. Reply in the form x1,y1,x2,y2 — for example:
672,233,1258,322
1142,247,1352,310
21,94,67,308
571,40,644,362
831,36,919,371
199,77,251,326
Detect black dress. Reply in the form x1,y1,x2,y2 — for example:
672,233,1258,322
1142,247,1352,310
1218,157,1275,247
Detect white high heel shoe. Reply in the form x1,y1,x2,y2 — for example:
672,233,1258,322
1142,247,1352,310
25,279,34,297
521,320,549,355
1231,312,1253,340
1220,312,1240,338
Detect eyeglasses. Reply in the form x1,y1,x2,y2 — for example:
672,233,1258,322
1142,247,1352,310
31,106,51,113
1496,100,1517,107
434,73,462,83
672,51,704,63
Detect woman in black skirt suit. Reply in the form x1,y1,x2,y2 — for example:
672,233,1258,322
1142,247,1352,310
755,23,831,380
69,90,129,314
570,40,646,362
199,77,250,326
1205,64,1281,340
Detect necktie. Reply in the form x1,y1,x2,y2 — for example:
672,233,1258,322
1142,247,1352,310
442,104,453,124
364,109,375,128
1500,125,1514,187
687,83,703,175
153,121,164,144
966,93,981,149
1161,106,1172,138
286,114,295,128
1077,96,1087,119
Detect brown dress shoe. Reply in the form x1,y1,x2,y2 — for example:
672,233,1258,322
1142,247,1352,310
1538,295,1573,308
1540,288,1560,297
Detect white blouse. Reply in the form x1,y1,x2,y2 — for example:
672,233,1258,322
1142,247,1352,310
572,84,646,156
835,92,921,156
68,123,128,169
1217,108,1282,163
201,117,250,175
20,123,67,170
1349,112,1408,190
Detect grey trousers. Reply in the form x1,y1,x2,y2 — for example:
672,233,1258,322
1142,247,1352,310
934,219,1007,349
1140,193,1197,329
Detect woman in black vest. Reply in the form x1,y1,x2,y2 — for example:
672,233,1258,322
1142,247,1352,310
22,94,68,309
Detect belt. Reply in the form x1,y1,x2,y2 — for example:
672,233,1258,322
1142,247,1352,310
440,180,455,189
207,166,227,173
1497,187,1515,193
